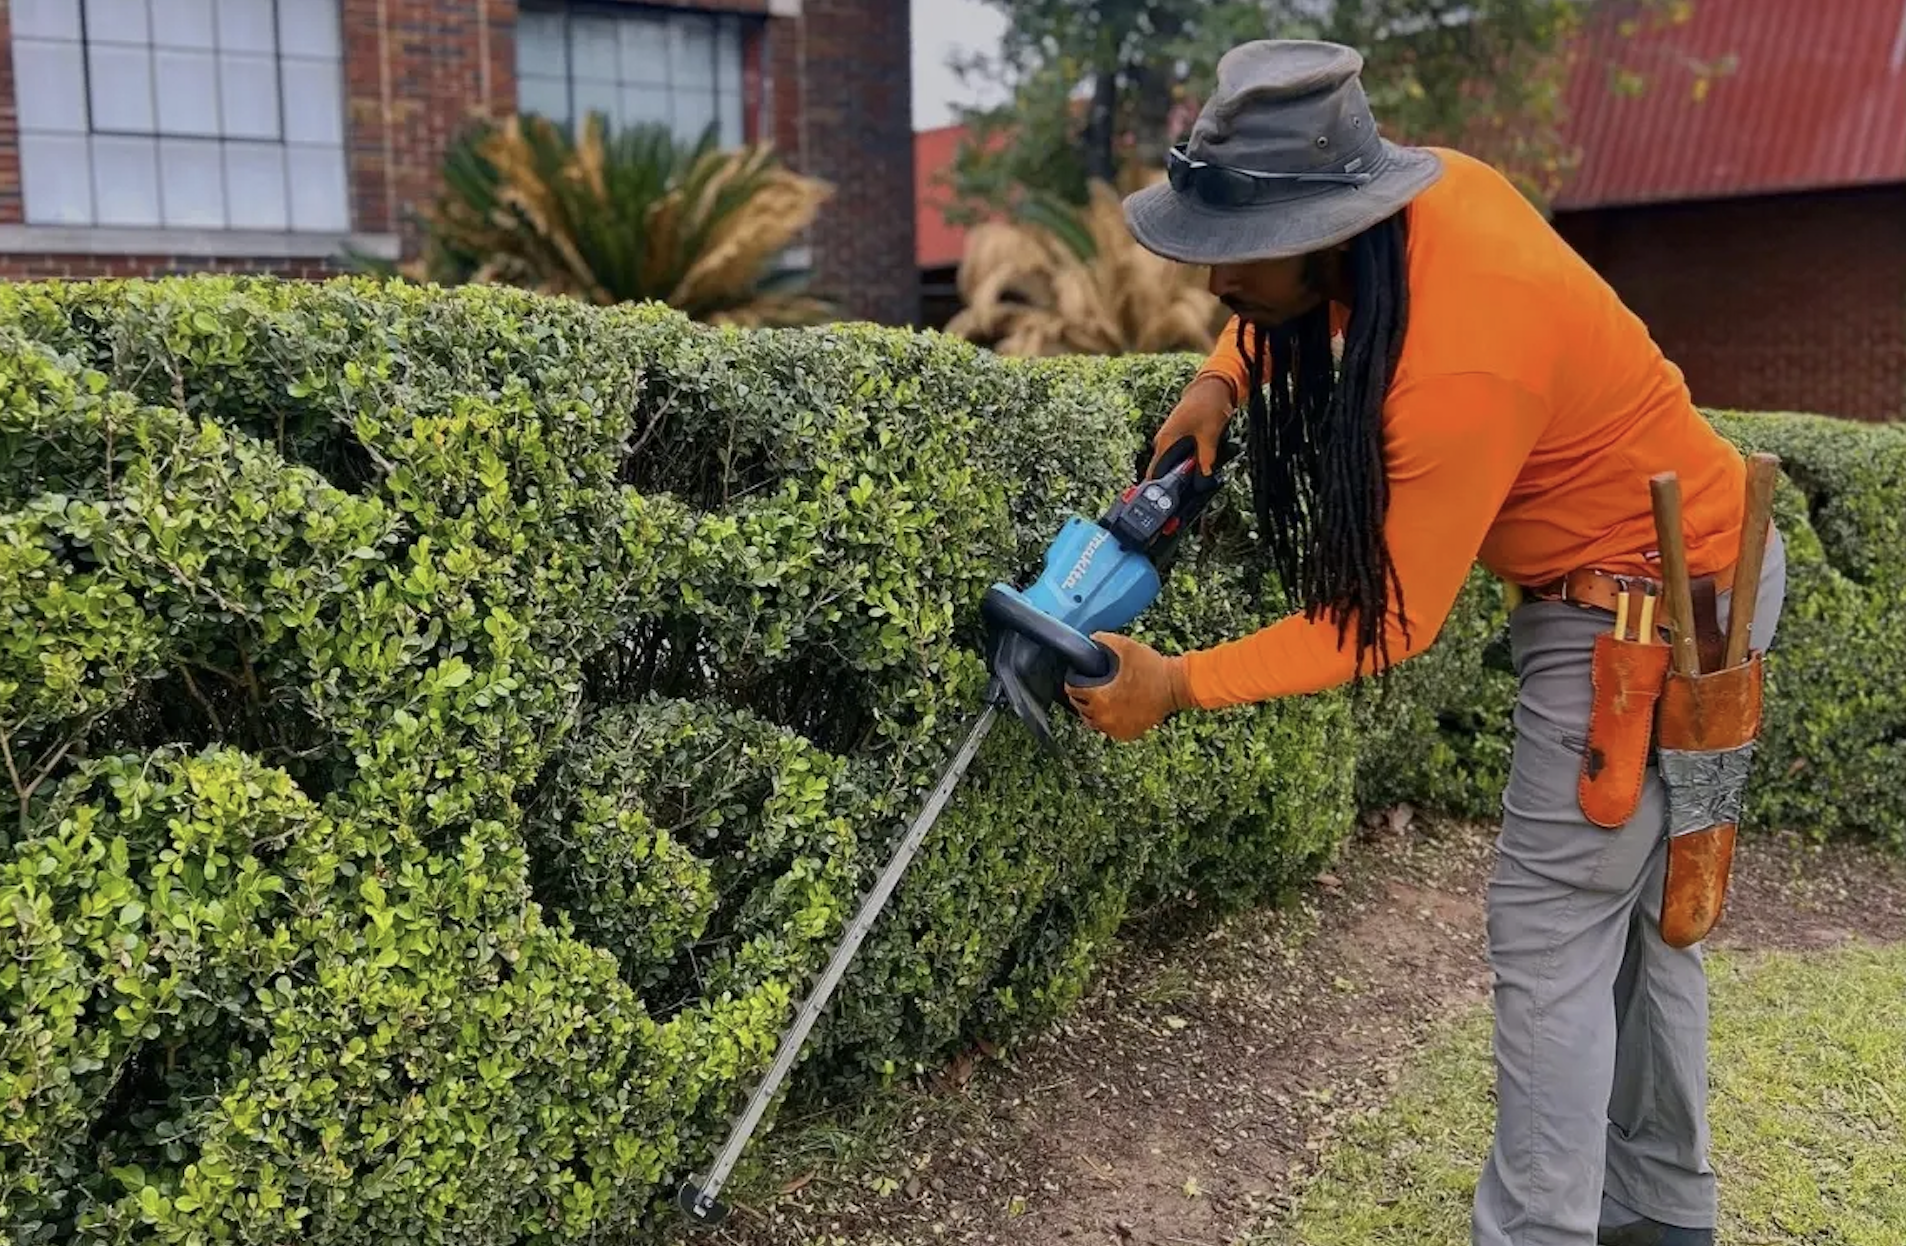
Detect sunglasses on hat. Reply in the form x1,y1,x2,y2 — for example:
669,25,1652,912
1166,143,1376,207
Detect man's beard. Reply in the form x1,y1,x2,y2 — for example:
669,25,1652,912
1222,254,1332,328
1222,292,1317,330
1221,294,1273,326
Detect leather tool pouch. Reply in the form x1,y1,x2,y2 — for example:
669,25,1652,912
1577,632,1674,828
1654,653,1765,949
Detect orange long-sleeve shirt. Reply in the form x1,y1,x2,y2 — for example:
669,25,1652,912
1183,147,1747,710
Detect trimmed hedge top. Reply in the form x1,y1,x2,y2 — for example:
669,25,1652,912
1,277,1900,1244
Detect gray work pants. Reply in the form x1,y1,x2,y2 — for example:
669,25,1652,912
1473,527,1787,1246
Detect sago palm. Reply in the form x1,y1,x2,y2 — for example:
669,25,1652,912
402,112,836,327
945,173,1227,357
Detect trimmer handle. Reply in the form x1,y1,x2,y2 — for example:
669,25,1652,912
1104,433,1239,569
981,588,1115,683
1063,645,1120,692
1147,432,1236,483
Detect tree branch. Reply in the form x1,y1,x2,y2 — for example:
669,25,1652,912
235,641,263,703
4,716,96,834
179,665,226,737
26,729,89,803
190,661,246,689
0,725,23,815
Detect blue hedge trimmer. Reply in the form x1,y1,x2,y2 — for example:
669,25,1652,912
677,434,1237,1227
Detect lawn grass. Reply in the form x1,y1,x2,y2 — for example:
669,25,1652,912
1274,942,1906,1245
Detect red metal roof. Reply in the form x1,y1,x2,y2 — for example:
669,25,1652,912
1554,0,1906,209
915,1,1906,263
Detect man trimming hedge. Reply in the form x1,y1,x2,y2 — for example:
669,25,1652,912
1065,40,1787,1246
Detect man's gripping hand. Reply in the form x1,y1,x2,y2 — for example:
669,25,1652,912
1148,374,1235,478
1065,633,1195,742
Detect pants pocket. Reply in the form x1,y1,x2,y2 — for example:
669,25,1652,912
1577,631,1673,829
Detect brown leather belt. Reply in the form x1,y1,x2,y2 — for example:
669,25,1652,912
1524,562,1736,671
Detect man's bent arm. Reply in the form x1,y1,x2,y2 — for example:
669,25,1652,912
1183,371,1549,708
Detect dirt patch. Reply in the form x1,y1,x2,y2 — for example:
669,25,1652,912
708,812,1493,1246
700,818,1906,1246
1707,827,1906,953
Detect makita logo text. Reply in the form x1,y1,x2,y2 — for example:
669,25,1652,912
1061,530,1108,592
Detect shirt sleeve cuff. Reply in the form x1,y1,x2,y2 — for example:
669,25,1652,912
1194,368,1241,409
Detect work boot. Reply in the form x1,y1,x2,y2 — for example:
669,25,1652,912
1597,1218,1715,1246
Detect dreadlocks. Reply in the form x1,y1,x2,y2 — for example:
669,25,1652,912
1237,211,1410,681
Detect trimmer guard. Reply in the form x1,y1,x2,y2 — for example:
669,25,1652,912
981,584,1111,752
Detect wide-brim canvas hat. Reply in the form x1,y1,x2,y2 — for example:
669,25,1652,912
1124,40,1443,266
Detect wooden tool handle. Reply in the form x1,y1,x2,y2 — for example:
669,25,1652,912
1723,453,1781,667
1650,472,1702,676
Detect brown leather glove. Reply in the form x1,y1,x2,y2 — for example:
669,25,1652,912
1065,632,1195,743
1148,373,1236,478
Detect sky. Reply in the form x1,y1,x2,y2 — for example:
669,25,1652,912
911,0,1010,131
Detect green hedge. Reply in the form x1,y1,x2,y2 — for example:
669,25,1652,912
0,278,1899,1244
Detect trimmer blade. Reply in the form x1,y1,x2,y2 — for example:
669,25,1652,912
675,709,998,1223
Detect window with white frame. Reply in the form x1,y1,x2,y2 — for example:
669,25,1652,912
515,4,750,148
10,0,350,233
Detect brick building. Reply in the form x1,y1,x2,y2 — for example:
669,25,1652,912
1547,0,1906,423
0,0,917,324
914,0,1906,421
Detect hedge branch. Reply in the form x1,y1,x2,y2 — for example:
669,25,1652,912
627,391,675,466
104,403,116,499
2,717,93,833
179,665,226,737
190,661,246,690
0,724,22,826
236,641,263,703
25,730,89,807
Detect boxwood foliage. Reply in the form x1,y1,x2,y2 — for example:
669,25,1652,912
0,278,1897,1244
0,278,1351,1243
